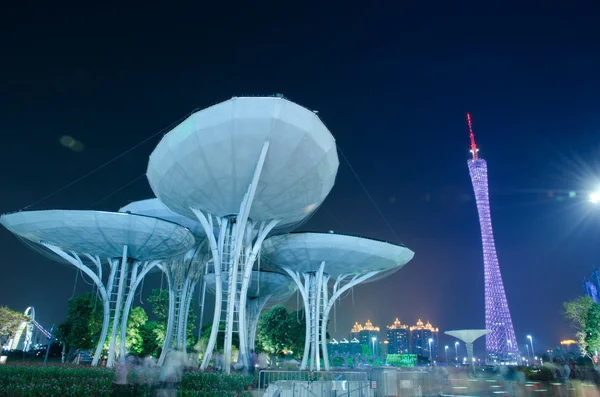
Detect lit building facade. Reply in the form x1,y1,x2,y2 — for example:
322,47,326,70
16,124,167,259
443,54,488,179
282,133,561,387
350,320,380,351
584,269,600,302
386,318,409,354
410,319,438,360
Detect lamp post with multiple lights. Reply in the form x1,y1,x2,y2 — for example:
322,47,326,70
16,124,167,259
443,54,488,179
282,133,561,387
428,338,434,364
445,345,449,365
455,341,459,365
372,336,377,359
527,335,535,364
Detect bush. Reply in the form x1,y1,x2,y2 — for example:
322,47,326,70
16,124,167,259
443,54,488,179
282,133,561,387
0,364,253,397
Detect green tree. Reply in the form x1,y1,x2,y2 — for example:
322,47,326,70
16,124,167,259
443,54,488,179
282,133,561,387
139,321,161,357
56,293,103,352
288,310,306,360
0,306,25,347
126,307,148,356
564,296,600,359
257,306,292,358
146,289,197,352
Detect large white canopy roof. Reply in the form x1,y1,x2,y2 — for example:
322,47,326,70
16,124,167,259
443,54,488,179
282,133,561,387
204,271,296,300
146,96,339,227
259,233,414,278
0,210,196,260
119,198,206,239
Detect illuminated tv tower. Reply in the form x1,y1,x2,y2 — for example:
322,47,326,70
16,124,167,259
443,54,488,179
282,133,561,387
466,113,519,361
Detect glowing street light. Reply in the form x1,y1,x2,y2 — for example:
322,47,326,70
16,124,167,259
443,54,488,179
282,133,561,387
590,189,600,204
527,335,535,364
428,338,433,364
445,345,449,365
455,341,459,365
372,336,377,358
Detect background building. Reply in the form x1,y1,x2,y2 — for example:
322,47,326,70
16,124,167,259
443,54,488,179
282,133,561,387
350,320,380,353
386,318,409,354
410,319,438,360
584,269,600,302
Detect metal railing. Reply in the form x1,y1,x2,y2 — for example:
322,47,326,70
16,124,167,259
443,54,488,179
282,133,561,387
259,370,369,397
371,369,433,397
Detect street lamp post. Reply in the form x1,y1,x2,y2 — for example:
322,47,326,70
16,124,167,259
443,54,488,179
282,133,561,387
527,335,534,365
525,343,531,365
372,336,377,359
455,341,459,366
428,338,433,365
445,345,449,365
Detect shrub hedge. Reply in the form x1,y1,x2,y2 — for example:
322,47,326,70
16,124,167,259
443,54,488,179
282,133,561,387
0,365,252,397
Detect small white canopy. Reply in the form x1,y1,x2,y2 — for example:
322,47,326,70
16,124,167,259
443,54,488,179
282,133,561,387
259,232,414,277
119,198,206,239
0,210,196,260
445,329,490,344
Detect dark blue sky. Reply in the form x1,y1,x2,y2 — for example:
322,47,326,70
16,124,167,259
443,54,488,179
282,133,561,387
1,4,599,355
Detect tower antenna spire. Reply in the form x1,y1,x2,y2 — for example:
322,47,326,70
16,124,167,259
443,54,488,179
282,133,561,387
467,112,479,159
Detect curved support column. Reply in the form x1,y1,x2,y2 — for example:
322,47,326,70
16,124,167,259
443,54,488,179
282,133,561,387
42,243,110,366
320,271,378,370
246,295,271,352
181,279,199,353
283,269,311,369
238,219,279,369
175,277,191,349
106,245,128,368
119,261,161,361
158,270,175,366
192,208,224,370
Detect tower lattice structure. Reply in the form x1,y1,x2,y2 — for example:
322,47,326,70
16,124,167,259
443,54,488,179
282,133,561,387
466,113,518,360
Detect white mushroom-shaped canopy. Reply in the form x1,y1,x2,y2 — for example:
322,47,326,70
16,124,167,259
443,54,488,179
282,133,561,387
445,329,491,344
119,198,206,239
0,210,196,260
146,96,339,229
204,271,296,301
259,232,414,278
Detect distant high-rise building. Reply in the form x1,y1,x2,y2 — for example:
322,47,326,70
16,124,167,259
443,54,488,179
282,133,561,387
350,320,380,351
386,318,409,354
466,113,519,361
410,319,438,359
584,269,600,302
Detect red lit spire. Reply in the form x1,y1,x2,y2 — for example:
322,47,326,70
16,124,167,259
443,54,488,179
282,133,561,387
467,112,479,159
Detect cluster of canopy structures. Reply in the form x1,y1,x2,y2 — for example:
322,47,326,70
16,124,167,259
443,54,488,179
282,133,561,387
1,96,414,372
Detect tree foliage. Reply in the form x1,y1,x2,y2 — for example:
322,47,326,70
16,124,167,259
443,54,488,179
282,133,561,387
56,293,103,351
126,307,148,356
0,306,25,346
145,288,197,352
564,296,600,358
258,306,291,356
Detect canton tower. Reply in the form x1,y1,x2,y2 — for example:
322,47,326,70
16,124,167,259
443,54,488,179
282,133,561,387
466,113,519,361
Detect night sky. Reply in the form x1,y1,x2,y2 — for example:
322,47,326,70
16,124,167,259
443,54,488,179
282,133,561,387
1,4,600,356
